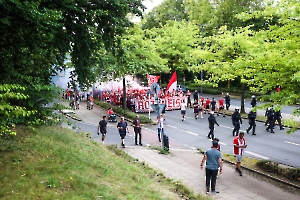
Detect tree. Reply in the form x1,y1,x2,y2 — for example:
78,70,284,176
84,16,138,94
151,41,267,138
190,0,300,128
0,0,145,135
142,0,188,29
151,21,200,79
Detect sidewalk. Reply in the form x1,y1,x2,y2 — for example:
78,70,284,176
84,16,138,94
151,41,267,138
61,101,300,200
124,147,299,200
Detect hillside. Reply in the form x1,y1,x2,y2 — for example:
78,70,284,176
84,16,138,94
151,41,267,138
0,126,185,200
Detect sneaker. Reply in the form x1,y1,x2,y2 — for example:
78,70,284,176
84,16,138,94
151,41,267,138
207,136,211,139
206,188,209,194
217,114,219,116
182,118,184,121
252,133,256,135
223,115,226,117
211,190,220,194
280,127,285,130
239,171,242,176
201,116,204,118
246,129,249,134
139,143,143,146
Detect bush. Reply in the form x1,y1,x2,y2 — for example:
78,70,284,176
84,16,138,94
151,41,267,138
256,160,300,183
94,100,153,124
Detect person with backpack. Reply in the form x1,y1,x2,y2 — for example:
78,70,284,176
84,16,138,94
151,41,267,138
250,95,257,107
225,93,231,110
246,109,257,135
266,107,275,133
231,108,242,136
274,108,285,130
208,112,219,140
98,116,108,144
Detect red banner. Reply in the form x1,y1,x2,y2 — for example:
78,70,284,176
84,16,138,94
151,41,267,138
135,97,186,113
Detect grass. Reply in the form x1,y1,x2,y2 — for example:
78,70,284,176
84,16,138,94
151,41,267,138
0,126,208,200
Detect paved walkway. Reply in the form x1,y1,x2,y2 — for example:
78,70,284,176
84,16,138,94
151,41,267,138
61,101,300,200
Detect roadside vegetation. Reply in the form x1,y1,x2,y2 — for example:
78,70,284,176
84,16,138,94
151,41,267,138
0,125,208,200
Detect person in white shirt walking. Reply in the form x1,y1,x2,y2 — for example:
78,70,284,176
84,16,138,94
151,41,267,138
180,99,187,121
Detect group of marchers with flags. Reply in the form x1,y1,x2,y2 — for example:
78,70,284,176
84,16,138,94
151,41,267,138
97,71,188,113
147,71,177,93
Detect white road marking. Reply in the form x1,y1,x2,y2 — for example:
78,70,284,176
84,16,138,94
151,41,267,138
184,131,198,136
285,141,300,146
219,124,233,129
246,151,269,160
219,142,227,146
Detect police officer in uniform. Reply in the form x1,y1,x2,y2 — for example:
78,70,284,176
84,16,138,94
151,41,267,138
225,93,231,110
246,109,256,135
266,107,275,133
274,108,285,130
232,107,242,136
250,95,257,108
208,111,219,140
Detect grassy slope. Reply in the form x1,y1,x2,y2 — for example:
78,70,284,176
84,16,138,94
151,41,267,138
0,126,185,200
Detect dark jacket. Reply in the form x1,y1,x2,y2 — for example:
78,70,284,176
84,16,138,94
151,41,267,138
208,115,219,127
248,111,256,122
232,111,242,124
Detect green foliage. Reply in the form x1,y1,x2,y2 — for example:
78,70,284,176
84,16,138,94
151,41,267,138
94,100,153,124
256,160,300,183
142,0,188,29
0,125,208,199
0,0,145,133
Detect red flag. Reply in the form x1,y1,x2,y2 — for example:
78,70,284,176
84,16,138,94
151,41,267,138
147,74,160,87
166,71,177,92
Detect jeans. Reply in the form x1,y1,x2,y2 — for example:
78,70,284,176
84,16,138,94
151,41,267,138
205,168,218,191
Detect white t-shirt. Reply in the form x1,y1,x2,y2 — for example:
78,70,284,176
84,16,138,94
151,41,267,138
180,103,186,110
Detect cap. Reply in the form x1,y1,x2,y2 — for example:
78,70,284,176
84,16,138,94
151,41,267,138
212,140,218,147
235,107,240,110
210,111,214,115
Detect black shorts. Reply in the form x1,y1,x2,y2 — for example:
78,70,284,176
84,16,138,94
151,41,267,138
206,105,210,109
211,107,216,111
119,133,126,139
194,109,199,113
181,110,186,115
219,105,224,110
100,130,107,135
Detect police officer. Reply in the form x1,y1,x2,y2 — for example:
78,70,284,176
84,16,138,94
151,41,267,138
266,107,275,133
274,108,285,130
208,111,219,140
232,107,242,136
225,93,231,110
250,95,257,107
246,109,257,135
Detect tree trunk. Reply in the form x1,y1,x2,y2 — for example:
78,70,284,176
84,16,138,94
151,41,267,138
240,83,245,114
122,78,126,109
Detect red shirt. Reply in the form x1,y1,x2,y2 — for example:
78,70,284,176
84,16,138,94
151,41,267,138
205,99,210,105
233,136,246,155
219,99,224,106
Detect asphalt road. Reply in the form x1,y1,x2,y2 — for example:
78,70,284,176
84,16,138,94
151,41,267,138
61,98,300,168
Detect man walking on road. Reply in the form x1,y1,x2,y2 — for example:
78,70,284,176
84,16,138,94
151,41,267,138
133,115,142,146
208,112,219,140
117,117,129,148
98,116,107,144
232,108,242,136
233,132,247,176
225,93,230,110
246,109,257,135
200,140,223,194
180,99,187,121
